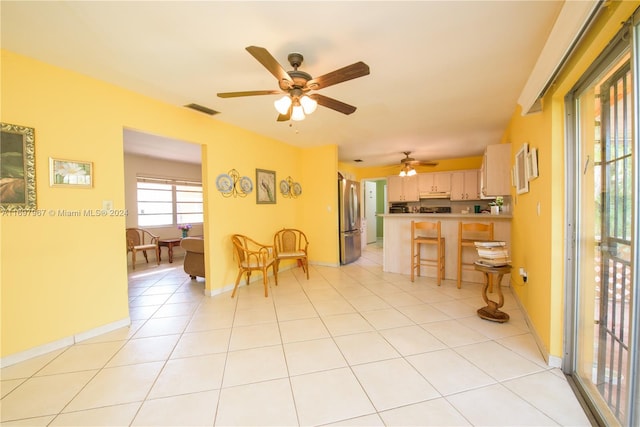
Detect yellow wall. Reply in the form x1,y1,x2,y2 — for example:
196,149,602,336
301,146,340,266
502,0,639,359
504,106,553,351
0,50,339,358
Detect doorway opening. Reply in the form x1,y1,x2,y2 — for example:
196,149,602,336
122,128,205,286
362,178,387,246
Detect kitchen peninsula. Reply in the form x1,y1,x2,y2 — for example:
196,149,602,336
380,212,512,284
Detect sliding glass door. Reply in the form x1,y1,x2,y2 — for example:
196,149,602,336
566,15,639,426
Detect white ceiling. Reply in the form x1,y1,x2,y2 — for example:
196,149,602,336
1,1,563,167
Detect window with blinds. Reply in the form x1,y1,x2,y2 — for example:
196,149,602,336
136,176,203,226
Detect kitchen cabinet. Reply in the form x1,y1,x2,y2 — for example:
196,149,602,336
418,172,451,193
481,143,511,196
450,170,480,200
387,175,419,202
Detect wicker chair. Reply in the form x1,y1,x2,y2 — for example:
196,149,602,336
231,234,278,297
273,228,309,280
126,228,159,270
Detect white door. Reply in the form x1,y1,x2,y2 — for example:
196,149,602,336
365,181,377,244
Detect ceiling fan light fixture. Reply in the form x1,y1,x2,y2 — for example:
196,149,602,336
399,162,416,177
300,95,317,114
291,104,306,121
274,95,292,115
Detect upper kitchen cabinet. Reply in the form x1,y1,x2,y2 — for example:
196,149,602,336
481,143,511,196
418,172,451,194
450,170,480,200
387,175,419,202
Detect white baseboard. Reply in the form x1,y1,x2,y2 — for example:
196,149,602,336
205,283,235,297
204,261,340,297
0,317,130,368
311,261,340,267
548,354,563,368
75,318,131,343
510,288,561,367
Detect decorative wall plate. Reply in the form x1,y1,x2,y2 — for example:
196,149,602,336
292,182,302,196
279,179,290,195
239,176,253,193
216,173,233,193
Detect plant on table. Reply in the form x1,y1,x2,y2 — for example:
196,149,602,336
178,223,192,237
489,196,504,212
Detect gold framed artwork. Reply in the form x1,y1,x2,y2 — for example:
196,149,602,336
0,122,36,211
256,168,276,204
49,157,93,187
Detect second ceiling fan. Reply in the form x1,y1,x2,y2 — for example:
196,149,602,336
217,46,370,121
398,151,438,176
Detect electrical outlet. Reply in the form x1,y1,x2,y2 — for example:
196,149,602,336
102,200,113,211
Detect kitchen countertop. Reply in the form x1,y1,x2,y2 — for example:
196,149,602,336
378,212,513,219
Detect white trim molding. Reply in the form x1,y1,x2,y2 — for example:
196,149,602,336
0,317,130,368
518,0,601,115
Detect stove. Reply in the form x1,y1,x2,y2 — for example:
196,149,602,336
389,204,409,213
419,206,452,214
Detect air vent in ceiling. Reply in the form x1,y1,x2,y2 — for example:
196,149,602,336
184,103,220,116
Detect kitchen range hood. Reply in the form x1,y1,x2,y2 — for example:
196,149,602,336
419,192,450,199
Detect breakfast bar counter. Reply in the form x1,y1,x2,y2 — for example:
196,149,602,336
380,213,512,284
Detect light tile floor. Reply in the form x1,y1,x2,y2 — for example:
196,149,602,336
1,243,592,426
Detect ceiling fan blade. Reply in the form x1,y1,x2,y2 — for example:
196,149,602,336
310,94,357,115
307,61,370,90
246,46,293,87
405,160,438,167
402,159,438,167
400,152,438,167
217,90,281,98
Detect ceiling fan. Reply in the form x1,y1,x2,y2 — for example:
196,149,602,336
398,151,438,176
217,46,370,121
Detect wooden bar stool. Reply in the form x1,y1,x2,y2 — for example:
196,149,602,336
457,222,494,289
411,221,445,285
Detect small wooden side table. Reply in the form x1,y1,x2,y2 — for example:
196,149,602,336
474,263,511,323
159,238,182,263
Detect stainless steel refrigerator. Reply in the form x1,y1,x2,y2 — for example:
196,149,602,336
339,178,362,264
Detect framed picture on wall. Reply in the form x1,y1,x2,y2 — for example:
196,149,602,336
515,143,529,194
1,122,36,211
49,158,93,187
527,147,539,180
256,168,276,204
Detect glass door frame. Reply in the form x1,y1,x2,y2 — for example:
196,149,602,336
564,13,640,426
